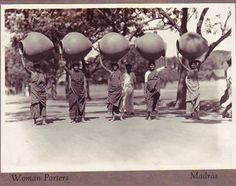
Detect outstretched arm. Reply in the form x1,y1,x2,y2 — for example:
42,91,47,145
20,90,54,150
19,49,32,75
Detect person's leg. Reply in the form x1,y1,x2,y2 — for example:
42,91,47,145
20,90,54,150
122,90,127,114
110,109,115,121
40,103,47,125
130,90,134,114
69,105,76,123
151,92,160,119
186,101,193,119
31,103,40,125
146,98,152,120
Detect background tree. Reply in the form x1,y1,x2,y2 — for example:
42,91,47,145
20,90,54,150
5,8,232,104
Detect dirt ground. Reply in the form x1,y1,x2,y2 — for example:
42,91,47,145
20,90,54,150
1,80,235,172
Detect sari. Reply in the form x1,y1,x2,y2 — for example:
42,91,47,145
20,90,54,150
145,70,161,115
122,72,136,114
107,70,123,114
68,70,86,121
30,72,47,120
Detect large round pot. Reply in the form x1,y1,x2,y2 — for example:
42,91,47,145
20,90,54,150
99,32,130,61
19,32,54,62
135,33,166,61
60,32,92,61
177,32,208,60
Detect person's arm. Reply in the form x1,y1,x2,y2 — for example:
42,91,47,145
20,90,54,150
144,72,148,98
99,54,112,74
59,44,72,75
121,74,125,88
176,52,191,72
19,49,32,75
84,76,87,98
155,56,168,73
133,73,137,85
98,42,112,74
61,62,72,76
59,57,72,76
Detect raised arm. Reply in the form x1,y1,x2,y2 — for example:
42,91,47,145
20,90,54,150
19,49,32,75
176,52,191,72
98,42,112,74
59,44,72,75
99,54,112,74
61,60,72,75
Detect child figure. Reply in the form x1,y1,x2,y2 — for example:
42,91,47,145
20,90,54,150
99,55,124,121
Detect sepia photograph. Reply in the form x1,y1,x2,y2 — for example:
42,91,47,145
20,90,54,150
1,3,235,173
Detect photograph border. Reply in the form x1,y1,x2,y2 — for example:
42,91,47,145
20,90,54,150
1,1,236,186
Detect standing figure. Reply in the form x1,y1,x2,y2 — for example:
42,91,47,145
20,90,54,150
220,58,232,118
99,55,124,121
19,50,47,125
61,60,86,123
144,59,167,120
47,77,57,100
177,54,201,120
122,64,136,115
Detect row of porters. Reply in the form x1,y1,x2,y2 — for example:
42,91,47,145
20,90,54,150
19,31,208,63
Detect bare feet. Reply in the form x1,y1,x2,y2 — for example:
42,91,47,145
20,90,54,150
109,116,115,122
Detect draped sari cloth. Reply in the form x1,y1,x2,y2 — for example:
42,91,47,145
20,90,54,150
146,70,161,115
185,69,200,115
68,70,86,121
30,72,47,119
122,72,136,114
107,70,123,114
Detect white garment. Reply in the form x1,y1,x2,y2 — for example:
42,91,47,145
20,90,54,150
144,66,165,83
122,72,136,114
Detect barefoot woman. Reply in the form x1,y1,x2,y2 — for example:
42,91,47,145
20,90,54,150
99,55,124,121
20,50,47,125
61,59,86,123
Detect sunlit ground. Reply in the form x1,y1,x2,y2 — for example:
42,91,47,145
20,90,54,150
2,80,235,172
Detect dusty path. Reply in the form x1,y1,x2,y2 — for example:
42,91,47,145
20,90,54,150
2,83,235,172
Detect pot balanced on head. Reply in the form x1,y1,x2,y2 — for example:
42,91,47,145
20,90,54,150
19,32,54,63
176,32,208,61
135,32,166,61
60,32,92,61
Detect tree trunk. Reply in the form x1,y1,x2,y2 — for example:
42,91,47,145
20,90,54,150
175,8,188,109
175,58,187,109
86,79,92,100
65,71,69,99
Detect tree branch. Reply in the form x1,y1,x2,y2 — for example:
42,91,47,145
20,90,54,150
203,28,231,62
196,8,209,35
181,8,188,34
157,8,182,34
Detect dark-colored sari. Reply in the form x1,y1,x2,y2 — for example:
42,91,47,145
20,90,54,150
68,70,86,121
30,72,47,120
146,70,161,115
107,70,123,114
